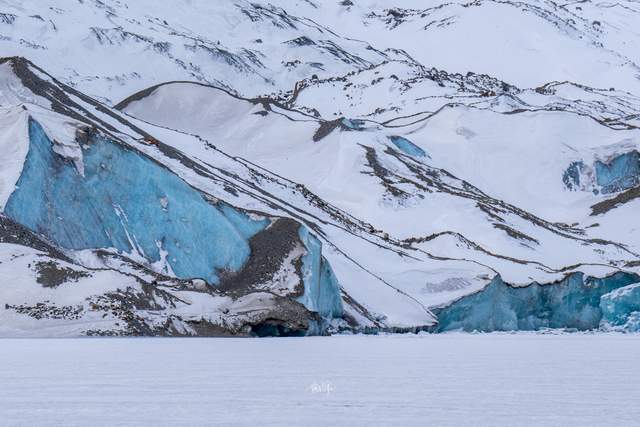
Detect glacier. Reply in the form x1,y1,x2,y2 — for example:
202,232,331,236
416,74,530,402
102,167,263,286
600,283,640,332
5,119,266,284
340,118,366,131
4,1,640,424
3,117,343,331
297,227,343,319
562,161,585,192
595,151,640,194
563,151,640,194
434,272,640,332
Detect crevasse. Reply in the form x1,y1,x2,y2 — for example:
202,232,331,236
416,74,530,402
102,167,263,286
434,272,640,332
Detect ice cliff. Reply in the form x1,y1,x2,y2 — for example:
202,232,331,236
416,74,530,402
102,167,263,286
435,272,640,332
0,57,345,337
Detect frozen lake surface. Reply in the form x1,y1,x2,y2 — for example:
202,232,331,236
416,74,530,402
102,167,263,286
1,334,640,426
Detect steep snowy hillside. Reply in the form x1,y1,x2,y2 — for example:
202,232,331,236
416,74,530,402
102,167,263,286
1,0,640,335
0,57,352,336
0,0,395,104
2,0,640,99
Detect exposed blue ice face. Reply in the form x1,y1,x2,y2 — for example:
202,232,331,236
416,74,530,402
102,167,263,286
435,272,640,332
6,119,344,322
600,283,640,332
562,152,640,194
562,161,584,191
341,118,366,131
595,151,640,194
297,227,343,319
388,136,428,158
5,120,268,284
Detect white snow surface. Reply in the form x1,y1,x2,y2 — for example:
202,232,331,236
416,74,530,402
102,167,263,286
123,82,640,287
1,334,640,426
0,106,28,209
2,0,640,101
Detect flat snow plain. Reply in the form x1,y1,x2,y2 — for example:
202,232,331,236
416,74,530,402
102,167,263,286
1,334,639,426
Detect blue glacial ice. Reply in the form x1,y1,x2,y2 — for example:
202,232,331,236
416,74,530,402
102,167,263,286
388,136,428,158
600,283,640,332
435,272,640,332
595,151,640,194
562,161,585,191
5,120,269,284
7,119,344,320
564,151,640,193
297,227,343,319
340,118,366,131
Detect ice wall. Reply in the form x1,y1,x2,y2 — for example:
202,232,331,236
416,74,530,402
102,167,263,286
388,136,427,158
595,151,640,194
435,272,640,332
562,161,585,191
4,119,344,322
297,227,344,319
563,151,640,194
600,283,640,332
4,119,266,283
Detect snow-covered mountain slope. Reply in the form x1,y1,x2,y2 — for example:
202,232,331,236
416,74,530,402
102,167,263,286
0,57,357,336
0,0,395,104
2,0,640,100
338,0,640,94
2,0,640,334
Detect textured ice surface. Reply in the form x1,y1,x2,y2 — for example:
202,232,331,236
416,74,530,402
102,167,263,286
388,136,427,158
4,119,343,322
563,152,640,194
1,335,640,427
297,227,343,318
5,119,266,283
340,118,366,130
600,283,640,331
435,272,640,332
562,160,585,191
595,151,640,194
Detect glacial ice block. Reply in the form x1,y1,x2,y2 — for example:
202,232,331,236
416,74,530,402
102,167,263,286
388,136,427,158
562,161,585,191
564,151,640,194
5,119,267,284
435,272,640,332
297,227,343,318
600,283,640,332
595,151,640,194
